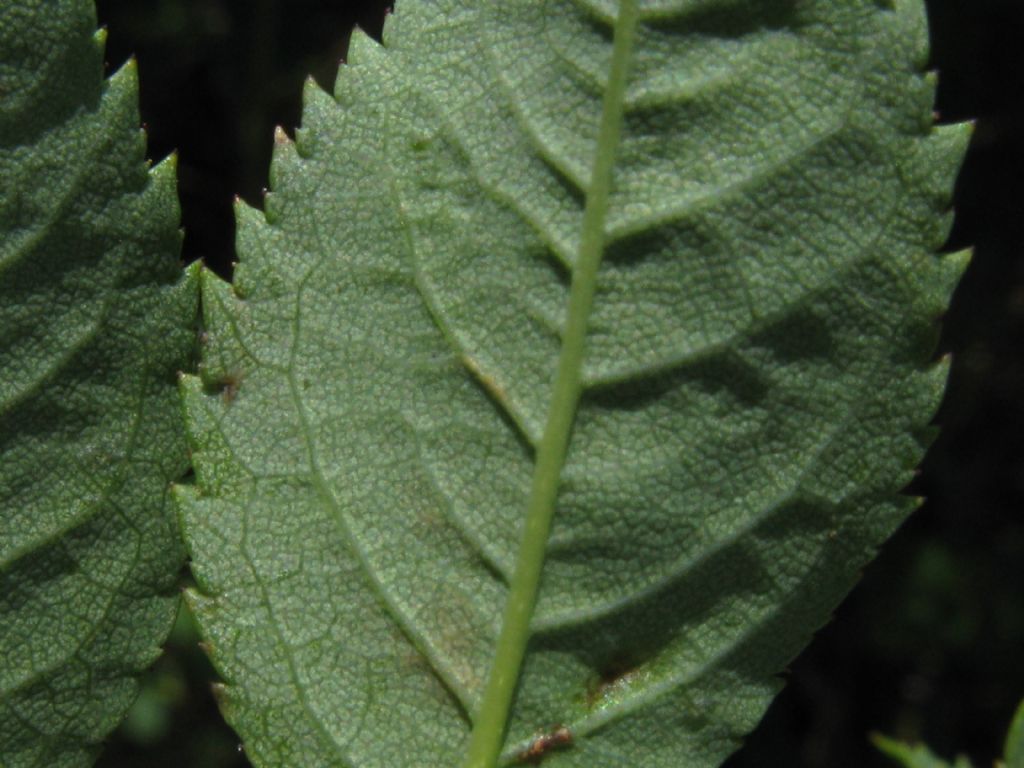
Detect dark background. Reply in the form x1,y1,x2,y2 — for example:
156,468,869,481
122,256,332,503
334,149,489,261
90,1,1024,766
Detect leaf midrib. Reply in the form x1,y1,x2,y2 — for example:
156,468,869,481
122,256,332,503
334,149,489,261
460,3,641,767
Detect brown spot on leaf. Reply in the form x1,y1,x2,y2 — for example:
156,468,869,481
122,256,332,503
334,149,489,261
218,371,243,405
518,725,572,764
587,656,643,708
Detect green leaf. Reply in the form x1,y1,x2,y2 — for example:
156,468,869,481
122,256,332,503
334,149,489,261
1006,698,1024,768
874,697,1024,768
0,1,198,765
873,735,974,768
179,1,968,766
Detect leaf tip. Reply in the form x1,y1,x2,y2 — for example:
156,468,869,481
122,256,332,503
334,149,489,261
346,26,384,67
121,54,139,80
149,151,178,184
182,257,203,283
92,26,108,52
302,75,321,105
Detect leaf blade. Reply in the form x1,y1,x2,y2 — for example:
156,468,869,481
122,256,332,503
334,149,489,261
181,2,968,766
0,2,197,765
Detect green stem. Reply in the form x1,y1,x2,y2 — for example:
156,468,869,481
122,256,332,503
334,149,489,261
460,2,640,766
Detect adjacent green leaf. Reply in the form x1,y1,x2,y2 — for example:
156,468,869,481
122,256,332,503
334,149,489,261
873,735,973,768
873,697,1024,768
0,1,197,765
1005,698,1024,768
179,0,968,766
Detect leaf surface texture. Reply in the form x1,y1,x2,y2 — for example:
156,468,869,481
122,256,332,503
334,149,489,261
0,2,197,765
180,1,968,765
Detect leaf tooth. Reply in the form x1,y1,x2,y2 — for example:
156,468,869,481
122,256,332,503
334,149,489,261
333,28,392,112
182,586,246,729
178,493,246,596
148,149,177,189
178,341,260,495
922,121,974,210
142,154,188,268
261,187,280,226
277,77,339,165
301,75,337,128
936,248,972,299
195,268,260,395
268,128,300,193
208,681,246,738
272,124,292,149
893,0,931,72
103,58,152,179
172,482,207,555
232,195,266,273
345,26,386,69
233,197,295,305
233,192,264,235
185,592,241,706
177,375,213,455
107,53,139,98
92,26,108,54
911,356,953,446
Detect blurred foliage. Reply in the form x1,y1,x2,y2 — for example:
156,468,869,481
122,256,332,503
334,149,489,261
91,0,1023,766
872,735,973,768
872,697,1024,767
97,606,247,768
